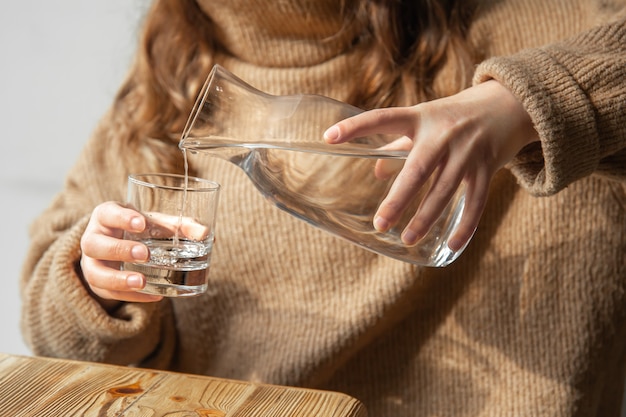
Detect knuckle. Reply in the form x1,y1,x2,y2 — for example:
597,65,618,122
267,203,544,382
434,178,457,196
373,107,396,124
401,164,429,185
384,198,406,213
80,233,96,255
110,272,131,291
380,197,409,222
91,202,111,220
81,268,99,289
111,241,133,260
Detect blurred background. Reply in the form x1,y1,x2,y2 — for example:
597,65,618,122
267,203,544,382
0,0,148,356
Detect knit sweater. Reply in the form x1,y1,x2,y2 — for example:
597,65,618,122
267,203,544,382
20,0,626,415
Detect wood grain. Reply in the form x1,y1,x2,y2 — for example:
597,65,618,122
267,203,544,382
0,353,367,417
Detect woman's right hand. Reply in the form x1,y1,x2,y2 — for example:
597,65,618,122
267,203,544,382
80,201,163,306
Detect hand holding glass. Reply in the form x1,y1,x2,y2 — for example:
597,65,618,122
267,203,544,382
122,173,220,297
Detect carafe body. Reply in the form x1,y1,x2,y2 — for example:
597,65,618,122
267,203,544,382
180,65,469,266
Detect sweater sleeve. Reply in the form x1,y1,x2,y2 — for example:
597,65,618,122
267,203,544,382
19,114,177,369
473,16,626,196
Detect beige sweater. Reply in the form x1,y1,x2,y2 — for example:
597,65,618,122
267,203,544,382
21,0,626,415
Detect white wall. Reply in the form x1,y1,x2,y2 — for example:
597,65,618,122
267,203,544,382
0,0,148,355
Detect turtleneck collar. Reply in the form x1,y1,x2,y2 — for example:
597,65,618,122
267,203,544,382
196,0,362,67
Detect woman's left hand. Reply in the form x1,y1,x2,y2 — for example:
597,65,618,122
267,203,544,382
324,80,539,251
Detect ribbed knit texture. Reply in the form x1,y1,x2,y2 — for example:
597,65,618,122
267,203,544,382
20,0,626,416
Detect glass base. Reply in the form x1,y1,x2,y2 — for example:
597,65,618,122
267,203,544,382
139,282,207,297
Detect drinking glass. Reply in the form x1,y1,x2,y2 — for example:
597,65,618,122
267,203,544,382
122,173,220,297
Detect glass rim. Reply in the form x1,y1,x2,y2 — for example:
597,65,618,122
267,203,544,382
129,173,220,192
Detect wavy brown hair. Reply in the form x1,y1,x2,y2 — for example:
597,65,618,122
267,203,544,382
109,0,477,173
348,0,478,108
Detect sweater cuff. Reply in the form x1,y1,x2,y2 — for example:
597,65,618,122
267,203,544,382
473,48,600,196
29,215,162,364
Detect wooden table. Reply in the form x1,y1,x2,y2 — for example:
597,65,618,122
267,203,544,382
0,353,367,416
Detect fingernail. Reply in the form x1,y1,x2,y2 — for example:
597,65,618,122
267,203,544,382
448,238,463,251
323,126,340,142
130,217,144,232
127,274,144,289
402,229,419,246
373,216,389,232
131,245,148,261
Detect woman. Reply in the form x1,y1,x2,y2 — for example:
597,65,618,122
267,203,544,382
21,0,626,415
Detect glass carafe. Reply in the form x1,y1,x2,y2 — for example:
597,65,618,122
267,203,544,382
180,65,469,266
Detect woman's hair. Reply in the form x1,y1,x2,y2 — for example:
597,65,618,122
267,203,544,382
109,0,477,172
348,0,478,108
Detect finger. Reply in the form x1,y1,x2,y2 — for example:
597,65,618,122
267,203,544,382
81,257,163,303
180,219,211,241
91,286,163,304
374,158,405,180
373,139,444,232
374,136,413,179
324,107,418,144
81,256,145,292
90,202,146,237
81,232,149,263
401,167,461,246
144,214,211,242
447,169,491,251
